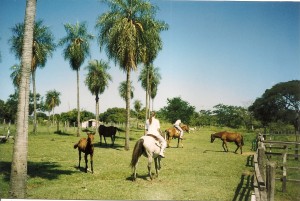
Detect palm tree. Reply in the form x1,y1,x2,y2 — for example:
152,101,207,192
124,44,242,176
10,64,22,89
119,81,134,102
9,19,56,134
133,99,142,128
96,0,167,150
85,59,112,135
59,22,94,137
45,90,61,124
9,0,36,198
138,64,161,113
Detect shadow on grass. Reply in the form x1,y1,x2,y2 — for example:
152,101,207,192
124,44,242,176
1,161,76,182
202,149,227,153
232,174,254,201
53,130,74,136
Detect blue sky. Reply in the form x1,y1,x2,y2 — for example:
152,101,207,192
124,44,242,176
0,0,299,114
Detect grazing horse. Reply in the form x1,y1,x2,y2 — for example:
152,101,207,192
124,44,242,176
165,124,190,148
130,135,163,181
74,133,94,173
210,131,244,154
98,125,122,147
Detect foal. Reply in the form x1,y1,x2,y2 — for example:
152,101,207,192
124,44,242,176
74,133,94,173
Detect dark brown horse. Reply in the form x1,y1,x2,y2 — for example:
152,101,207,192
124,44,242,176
98,125,122,147
165,124,189,148
74,133,94,173
210,131,244,154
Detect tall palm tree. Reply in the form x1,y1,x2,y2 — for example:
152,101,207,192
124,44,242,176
119,81,134,102
9,19,56,134
96,0,167,150
138,64,161,112
59,22,94,137
9,0,36,198
45,90,61,124
85,59,112,135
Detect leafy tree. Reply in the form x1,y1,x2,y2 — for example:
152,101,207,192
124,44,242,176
59,22,94,136
9,0,36,197
96,0,168,150
9,19,56,134
213,104,248,128
160,97,195,124
100,107,127,123
249,80,300,131
85,59,112,134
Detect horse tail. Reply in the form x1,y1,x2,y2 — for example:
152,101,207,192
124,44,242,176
241,135,244,146
130,138,144,169
74,143,78,149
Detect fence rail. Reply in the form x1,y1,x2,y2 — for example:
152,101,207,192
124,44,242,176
253,135,300,201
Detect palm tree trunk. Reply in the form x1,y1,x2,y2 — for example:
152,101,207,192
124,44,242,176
125,69,131,150
144,65,149,122
32,70,37,134
95,94,99,135
76,69,81,137
10,0,36,198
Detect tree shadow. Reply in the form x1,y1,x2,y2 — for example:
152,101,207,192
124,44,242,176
1,161,76,182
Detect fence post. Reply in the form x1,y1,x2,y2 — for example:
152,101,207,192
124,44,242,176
266,161,276,201
282,146,287,192
296,131,299,160
258,146,266,181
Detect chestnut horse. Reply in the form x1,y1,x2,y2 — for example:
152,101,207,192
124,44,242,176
130,135,162,181
74,133,94,173
210,131,244,154
165,124,189,148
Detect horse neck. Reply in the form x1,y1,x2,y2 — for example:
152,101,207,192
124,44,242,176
212,132,222,138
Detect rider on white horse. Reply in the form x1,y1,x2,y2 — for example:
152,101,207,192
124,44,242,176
174,119,184,139
145,111,166,158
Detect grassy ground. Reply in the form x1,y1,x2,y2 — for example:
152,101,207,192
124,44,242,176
0,124,298,200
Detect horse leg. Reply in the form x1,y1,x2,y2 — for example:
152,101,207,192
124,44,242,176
100,135,102,145
84,153,88,173
90,154,93,174
222,141,228,152
181,138,183,148
78,150,81,169
147,156,153,180
104,136,108,146
111,135,114,147
177,137,180,148
154,158,158,178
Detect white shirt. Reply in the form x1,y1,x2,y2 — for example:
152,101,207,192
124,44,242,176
174,119,181,126
145,117,160,136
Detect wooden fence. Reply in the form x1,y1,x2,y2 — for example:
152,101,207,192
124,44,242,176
253,134,300,201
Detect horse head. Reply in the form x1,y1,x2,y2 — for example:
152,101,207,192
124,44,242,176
210,134,216,143
181,124,190,133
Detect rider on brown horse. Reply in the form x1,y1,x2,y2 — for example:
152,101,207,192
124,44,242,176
174,119,184,139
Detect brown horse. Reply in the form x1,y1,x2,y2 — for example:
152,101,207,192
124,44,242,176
98,125,123,147
165,124,189,148
74,133,94,173
210,131,244,154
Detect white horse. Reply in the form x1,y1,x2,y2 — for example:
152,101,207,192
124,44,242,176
130,135,162,181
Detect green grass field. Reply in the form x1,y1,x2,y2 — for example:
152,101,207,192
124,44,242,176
0,124,298,200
